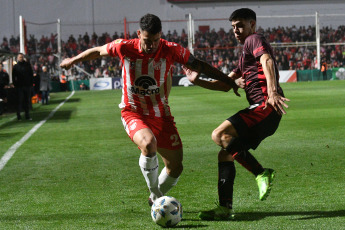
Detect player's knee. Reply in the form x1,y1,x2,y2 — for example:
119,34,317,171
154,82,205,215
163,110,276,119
211,129,222,146
212,129,233,148
139,135,157,155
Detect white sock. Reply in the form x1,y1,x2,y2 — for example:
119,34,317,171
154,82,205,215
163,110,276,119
139,154,162,201
158,167,179,195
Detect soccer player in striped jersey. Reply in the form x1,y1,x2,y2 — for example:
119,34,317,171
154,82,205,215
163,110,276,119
184,8,290,220
60,14,239,206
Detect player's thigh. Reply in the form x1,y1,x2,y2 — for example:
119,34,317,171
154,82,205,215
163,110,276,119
158,147,183,177
215,120,239,136
213,120,239,143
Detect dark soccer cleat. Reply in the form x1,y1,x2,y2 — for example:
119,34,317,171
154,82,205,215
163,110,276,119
148,197,153,207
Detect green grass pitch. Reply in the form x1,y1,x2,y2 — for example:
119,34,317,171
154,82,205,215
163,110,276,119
0,80,344,229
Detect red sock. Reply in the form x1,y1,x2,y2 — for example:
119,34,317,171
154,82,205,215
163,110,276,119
233,150,264,176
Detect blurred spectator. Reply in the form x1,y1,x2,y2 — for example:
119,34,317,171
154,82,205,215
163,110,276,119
0,63,10,115
12,53,33,120
60,71,68,91
32,70,40,98
80,82,87,90
40,66,51,105
1,24,343,83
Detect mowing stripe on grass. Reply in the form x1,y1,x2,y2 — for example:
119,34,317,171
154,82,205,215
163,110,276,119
0,91,75,172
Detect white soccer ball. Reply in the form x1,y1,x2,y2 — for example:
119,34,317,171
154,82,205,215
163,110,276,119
151,196,182,227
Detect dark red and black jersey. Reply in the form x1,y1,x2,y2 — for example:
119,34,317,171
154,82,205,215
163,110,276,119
233,33,284,105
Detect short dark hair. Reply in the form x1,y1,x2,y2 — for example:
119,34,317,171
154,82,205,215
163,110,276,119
229,8,256,22
140,14,162,34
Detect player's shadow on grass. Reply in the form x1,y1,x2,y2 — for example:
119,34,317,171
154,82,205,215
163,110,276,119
231,209,345,221
0,212,113,222
169,224,209,228
0,213,209,228
181,210,345,222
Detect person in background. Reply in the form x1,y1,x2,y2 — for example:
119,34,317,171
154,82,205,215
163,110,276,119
40,66,51,105
12,53,33,120
321,58,328,80
33,70,40,102
0,63,10,115
60,71,68,91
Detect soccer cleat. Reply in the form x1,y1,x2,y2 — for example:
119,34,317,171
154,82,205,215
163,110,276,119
198,205,234,221
148,197,153,207
256,168,275,201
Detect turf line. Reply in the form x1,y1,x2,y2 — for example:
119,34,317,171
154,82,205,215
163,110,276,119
0,91,75,172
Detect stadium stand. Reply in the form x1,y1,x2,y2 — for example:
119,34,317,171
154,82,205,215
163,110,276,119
1,25,344,80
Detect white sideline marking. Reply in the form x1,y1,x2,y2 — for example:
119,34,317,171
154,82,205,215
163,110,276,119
0,91,75,171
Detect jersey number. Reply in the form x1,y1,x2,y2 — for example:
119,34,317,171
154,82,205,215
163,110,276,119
170,134,180,147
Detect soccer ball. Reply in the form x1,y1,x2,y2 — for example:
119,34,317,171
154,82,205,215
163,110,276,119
151,196,182,227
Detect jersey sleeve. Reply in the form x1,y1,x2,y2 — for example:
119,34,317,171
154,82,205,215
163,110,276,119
232,59,242,75
169,42,191,65
106,39,124,57
247,35,270,60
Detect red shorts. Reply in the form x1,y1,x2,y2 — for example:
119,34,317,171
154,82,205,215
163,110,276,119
121,110,182,150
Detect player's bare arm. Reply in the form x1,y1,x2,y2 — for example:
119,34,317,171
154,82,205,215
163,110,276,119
184,66,243,92
185,58,240,96
260,53,290,115
60,44,109,70
183,66,231,92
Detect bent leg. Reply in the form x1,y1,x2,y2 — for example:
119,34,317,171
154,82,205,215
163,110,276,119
212,119,264,176
133,128,162,200
212,120,238,149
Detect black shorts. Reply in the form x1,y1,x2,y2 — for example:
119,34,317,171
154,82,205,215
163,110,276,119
227,103,281,150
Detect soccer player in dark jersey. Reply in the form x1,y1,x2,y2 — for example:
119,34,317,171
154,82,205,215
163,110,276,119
60,14,239,207
184,8,290,220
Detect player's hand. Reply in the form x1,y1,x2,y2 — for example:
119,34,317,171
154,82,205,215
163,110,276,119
235,77,245,89
264,92,290,115
182,65,200,83
60,58,74,70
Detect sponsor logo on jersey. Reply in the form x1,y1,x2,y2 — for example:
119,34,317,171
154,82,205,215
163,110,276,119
168,42,177,46
108,39,123,51
129,121,137,131
130,75,160,96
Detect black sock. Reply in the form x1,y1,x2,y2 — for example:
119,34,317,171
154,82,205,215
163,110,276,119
233,150,264,177
218,161,236,209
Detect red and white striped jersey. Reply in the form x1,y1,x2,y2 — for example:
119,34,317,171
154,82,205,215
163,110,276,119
106,38,191,118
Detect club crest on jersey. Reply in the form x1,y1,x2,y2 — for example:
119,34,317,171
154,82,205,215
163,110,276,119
130,75,160,96
152,60,162,70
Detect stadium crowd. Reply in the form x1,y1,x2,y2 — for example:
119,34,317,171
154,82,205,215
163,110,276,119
1,25,345,79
